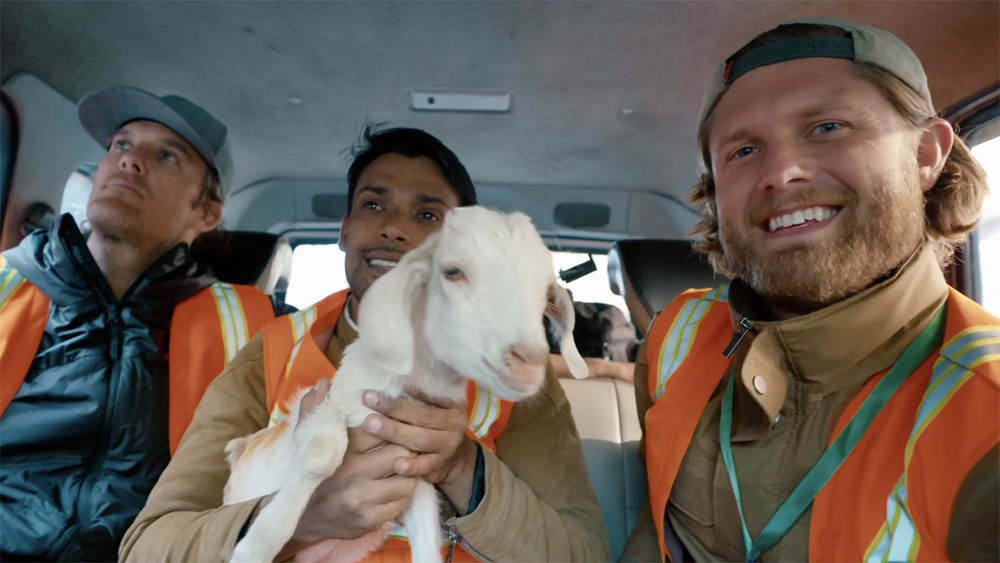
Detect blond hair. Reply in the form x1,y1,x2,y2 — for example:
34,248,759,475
691,63,990,274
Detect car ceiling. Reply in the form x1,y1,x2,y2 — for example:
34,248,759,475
2,1,998,202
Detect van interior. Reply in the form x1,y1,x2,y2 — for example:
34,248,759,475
2,2,998,558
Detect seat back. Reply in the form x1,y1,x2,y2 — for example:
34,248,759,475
559,377,646,561
194,230,293,297
607,239,723,336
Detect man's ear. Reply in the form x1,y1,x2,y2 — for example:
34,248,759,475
338,214,349,251
916,118,955,192
197,200,224,233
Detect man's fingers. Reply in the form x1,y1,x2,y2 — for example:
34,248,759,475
402,385,462,409
341,438,414,479
364,495,413,531
363,390,464,431
370,475,419,502
392,452,445,477
363,413,455,453
347,426,388,453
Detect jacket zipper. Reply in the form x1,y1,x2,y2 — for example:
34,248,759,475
724,317,754,358
443,525,493,563
62,223,175,545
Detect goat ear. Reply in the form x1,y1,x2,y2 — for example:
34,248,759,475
546,283,588,379
358,243,434,375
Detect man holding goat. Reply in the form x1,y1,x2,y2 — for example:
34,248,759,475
121,126,610,562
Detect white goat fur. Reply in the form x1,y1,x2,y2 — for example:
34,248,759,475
223,207,588,562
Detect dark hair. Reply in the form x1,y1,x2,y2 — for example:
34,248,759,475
346,125,477,213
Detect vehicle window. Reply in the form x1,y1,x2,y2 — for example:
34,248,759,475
551,251,629,320
285,243,629,319
285,243,349,310
972,134,999,316
60,162,95,231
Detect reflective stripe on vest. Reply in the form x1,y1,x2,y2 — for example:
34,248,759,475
644,287,733,560
651,285,728,400
169,281,276,452
0,265,275,454
0,256,51,416
646,287,1000,562
211,282,255,362
861,319,1000,562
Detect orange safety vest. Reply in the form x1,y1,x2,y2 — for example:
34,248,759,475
0,255,275,453
644,286,1000,561
261,289,515,562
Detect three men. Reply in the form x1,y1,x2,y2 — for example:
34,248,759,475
121,127,609,562
0,86,275,560
627,17,998,562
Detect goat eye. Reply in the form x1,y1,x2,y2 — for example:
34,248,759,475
443,266,465,280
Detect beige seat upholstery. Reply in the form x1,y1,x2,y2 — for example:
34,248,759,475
562,240,728,559
559,376,646,561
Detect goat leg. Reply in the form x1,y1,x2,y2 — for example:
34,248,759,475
403,479,444,563
234,407,350,562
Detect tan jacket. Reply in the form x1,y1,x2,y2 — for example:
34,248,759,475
121,309,609,562
622,247,999,561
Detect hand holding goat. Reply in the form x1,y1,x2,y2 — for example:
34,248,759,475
223,206,588,562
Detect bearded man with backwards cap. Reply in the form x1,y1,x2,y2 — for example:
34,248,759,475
625,17,998,562
0,85,275,561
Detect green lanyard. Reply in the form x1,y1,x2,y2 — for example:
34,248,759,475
719,306,945,562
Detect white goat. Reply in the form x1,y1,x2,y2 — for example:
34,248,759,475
223,206,588,563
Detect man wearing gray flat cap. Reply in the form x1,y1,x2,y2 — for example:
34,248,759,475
625,17,996,562
0,85,275,561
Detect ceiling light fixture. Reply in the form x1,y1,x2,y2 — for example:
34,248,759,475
409,89,512,113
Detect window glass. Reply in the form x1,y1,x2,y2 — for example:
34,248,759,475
284,243,629,319
285,243,349,310
972,135,1000,316
551,251,629,319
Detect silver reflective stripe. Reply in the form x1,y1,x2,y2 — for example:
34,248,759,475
654,285,728,400
209,282,251,363
0,262,27,310
268,306,319,425
865,324,1000,561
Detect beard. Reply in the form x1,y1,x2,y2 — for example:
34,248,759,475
719,168,926,310
87,195,143,242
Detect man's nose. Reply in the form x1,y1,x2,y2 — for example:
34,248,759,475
756,141,816,192
118,148,146,175
377,215,410,244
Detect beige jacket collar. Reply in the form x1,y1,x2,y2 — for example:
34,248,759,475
728,245,948,435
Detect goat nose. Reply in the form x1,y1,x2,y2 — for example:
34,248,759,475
508,343,549,367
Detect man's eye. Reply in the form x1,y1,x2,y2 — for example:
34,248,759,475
361,201,381,210
816,122,841,134
161,151,178,162
732,146,757,159
419,210,441,221
112,140,131,151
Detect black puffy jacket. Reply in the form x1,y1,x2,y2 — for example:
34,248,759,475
0,215,215,561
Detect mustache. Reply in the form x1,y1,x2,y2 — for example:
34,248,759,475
362,245,406,257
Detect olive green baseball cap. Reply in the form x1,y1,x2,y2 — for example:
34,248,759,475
698,16,931,135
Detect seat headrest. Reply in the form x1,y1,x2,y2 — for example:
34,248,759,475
193,231,292,295
607,239,725,336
